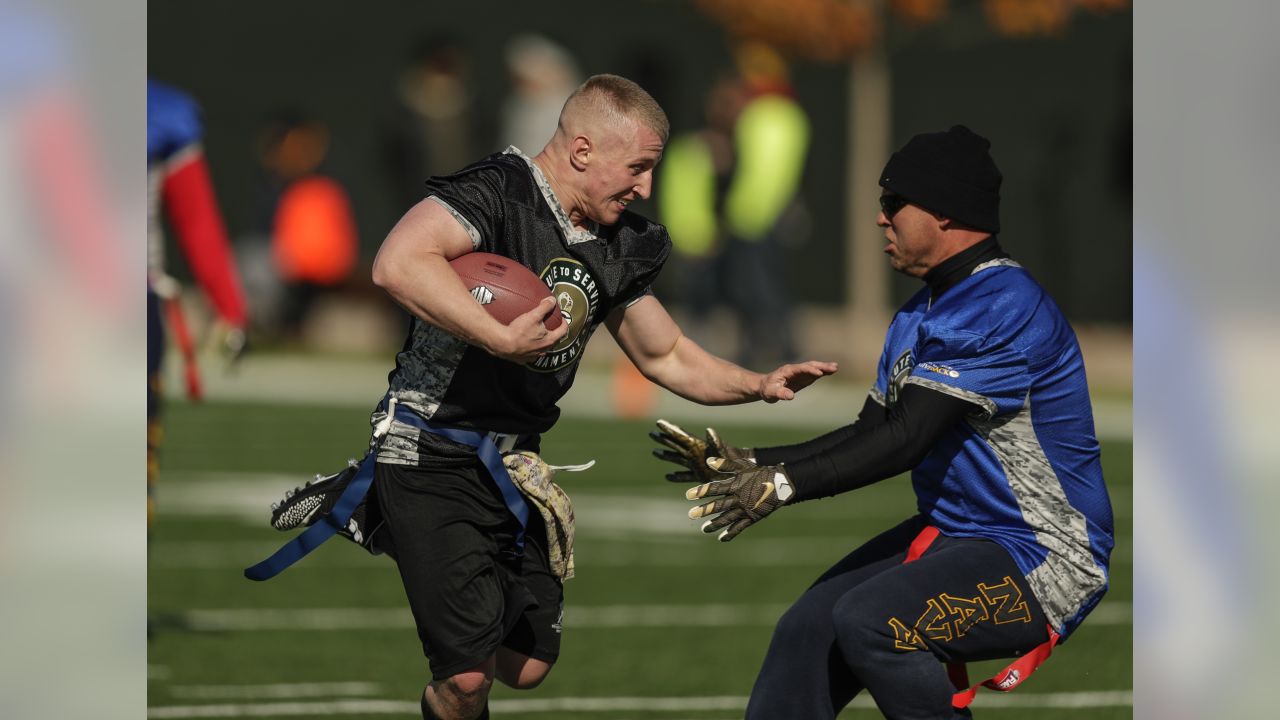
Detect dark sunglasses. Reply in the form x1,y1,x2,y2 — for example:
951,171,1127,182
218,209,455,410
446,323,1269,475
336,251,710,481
879,194,910,218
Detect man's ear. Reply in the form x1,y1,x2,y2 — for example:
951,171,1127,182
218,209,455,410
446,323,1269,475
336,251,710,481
569,135,592,171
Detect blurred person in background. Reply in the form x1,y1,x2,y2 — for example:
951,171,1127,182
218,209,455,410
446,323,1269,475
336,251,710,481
720,42,809,367
147,78,248,532
259,74,836,720
654,126,1113,720
658,71,746,345
247,112,358,343
384,37,483,211
640,71,747,418
499,34,582,156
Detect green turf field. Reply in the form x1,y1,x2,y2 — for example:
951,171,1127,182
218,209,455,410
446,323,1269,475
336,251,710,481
148,400,1131,719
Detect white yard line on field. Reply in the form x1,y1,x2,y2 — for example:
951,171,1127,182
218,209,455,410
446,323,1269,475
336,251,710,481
169,602,1129,632
148,691,1133,717
151,533,1132,570
148,699,410,718
157,478,876,532
156,478,1134,544
169,683,382,700
165,356,1132,440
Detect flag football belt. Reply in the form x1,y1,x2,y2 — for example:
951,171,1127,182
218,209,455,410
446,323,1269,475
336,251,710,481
244,396,530,581
902,525,1061,710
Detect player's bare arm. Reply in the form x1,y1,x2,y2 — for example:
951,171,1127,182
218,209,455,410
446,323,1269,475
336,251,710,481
606,295,836,405
372,198,567,363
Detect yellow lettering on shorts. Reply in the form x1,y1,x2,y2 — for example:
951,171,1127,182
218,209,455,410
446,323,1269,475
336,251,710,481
888,616,926,651
977,576,1032,625
940,593,990,640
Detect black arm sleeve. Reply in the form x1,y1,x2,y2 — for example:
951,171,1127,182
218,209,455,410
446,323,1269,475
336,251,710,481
768,384,979,502
754,393,888,467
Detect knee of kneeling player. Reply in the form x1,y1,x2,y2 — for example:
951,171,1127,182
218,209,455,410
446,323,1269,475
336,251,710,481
771,599,833,645
830,594,894,668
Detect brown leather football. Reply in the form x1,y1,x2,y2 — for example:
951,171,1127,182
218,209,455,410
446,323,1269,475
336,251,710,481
449,252,563,330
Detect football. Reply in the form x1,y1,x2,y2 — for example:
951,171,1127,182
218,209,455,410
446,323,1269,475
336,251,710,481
449,252,563,331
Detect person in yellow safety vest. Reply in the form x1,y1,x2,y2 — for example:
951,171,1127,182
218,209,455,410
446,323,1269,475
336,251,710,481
660,45,810,369
723,43,809,368
657,74,744,344
725,44,811,250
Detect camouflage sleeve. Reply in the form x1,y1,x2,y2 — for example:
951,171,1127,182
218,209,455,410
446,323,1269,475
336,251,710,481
423,160,509,251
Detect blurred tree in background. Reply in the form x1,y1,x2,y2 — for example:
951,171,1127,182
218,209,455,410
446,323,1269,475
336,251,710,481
695,0,1130,56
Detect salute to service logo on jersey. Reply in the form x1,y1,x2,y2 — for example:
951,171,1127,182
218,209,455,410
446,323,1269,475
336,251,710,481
530,258,599,373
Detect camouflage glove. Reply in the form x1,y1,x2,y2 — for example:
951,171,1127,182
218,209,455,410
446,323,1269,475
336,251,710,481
687,457,794,542
650,419,754,485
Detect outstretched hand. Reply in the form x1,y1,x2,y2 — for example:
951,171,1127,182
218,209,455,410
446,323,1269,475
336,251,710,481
650,419,753,485
758,361,839,403
686,456,795,542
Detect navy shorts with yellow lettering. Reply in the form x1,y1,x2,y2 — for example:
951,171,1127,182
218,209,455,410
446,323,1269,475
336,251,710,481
374,460,563,680
747,516,1050,720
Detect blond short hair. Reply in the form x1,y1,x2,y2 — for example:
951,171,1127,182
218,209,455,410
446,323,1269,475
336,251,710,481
558,74,669,144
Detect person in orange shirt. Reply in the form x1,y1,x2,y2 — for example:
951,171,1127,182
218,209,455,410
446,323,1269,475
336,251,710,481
255,114,358,341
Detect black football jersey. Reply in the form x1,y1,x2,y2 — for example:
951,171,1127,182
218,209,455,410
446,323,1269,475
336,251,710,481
374,149,671,465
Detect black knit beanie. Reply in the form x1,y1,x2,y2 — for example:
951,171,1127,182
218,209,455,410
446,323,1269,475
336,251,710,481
879,125,1002,233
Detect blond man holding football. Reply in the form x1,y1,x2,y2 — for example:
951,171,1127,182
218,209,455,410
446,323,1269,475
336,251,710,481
260,74,835,720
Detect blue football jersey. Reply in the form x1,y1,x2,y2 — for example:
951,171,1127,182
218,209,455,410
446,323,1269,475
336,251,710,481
872,259,1114,638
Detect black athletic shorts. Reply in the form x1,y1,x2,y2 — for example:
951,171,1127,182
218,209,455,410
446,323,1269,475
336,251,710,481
373,459,563,680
